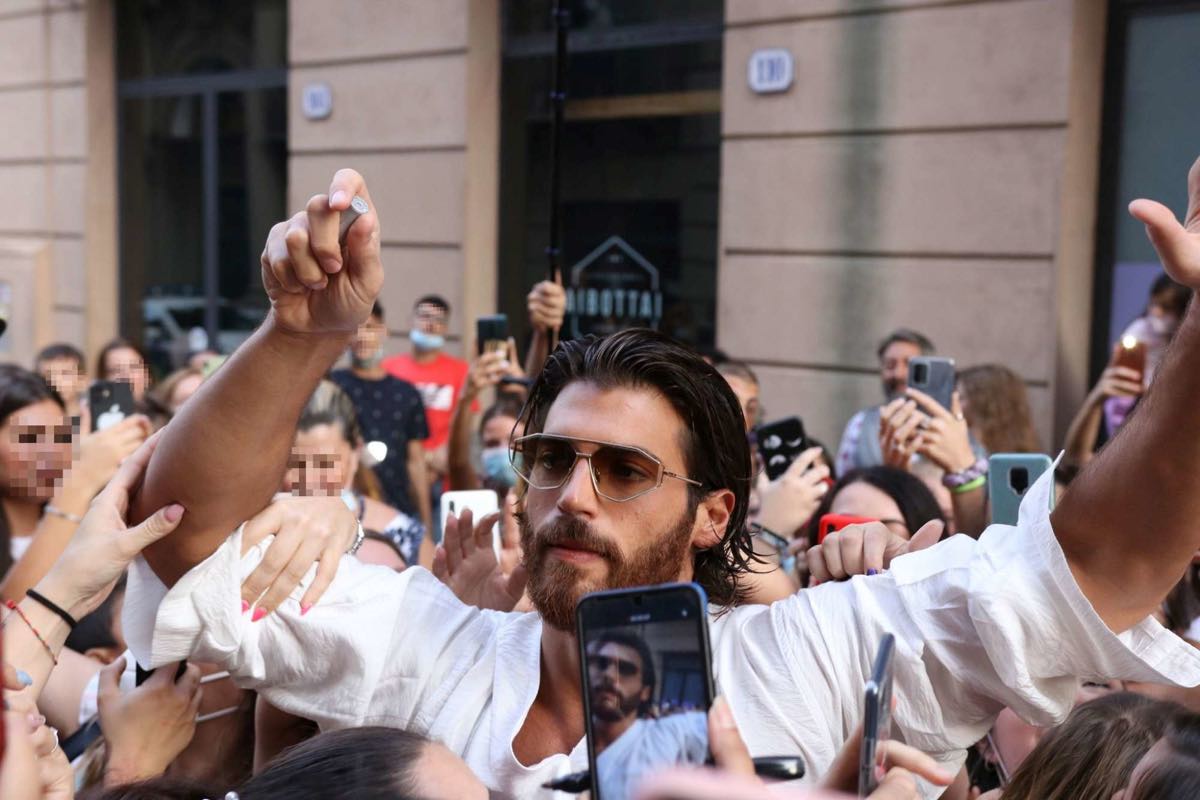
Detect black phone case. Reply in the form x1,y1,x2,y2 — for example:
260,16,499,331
476,315,509,355
87,381,136,432
757,417,809,482
907,357,956,411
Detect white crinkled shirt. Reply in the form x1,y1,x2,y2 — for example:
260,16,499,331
124,470,1200,799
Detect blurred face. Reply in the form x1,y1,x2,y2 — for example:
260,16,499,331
411,741,489,800
1147,294,1183,338
168,373,204,412
587,640,650,724
482,415,519,450
413,303,448,337
880,341,922,401
103,347,149,401
722,374,760,432
517,383,725,631
352,315,387,362
831,481,909,538
38,357,86,406
284,424,358,497
988,707,1044,779
0,400,71,503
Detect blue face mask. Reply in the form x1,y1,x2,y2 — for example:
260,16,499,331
409,329,444,352
480,447,516,488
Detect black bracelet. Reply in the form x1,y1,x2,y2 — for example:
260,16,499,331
26,589,77,630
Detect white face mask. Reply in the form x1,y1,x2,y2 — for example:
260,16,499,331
1147,314,1179,338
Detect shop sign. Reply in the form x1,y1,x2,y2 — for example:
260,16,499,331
747,49,793,94
566,236,662,338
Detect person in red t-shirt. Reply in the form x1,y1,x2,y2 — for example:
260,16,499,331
382,295,468,483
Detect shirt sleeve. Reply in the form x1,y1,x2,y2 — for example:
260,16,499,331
123,531,496,731
721,467,1200,779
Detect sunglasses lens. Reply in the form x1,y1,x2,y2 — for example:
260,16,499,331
513,437,576,487
591,445,660,500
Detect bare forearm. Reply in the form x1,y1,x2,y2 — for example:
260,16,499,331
524,328,552,380
1055,305,1200,630
406,450,433,530
950,485,987,539
446,393,481,491
134,314,351,585
1062,394,1104,468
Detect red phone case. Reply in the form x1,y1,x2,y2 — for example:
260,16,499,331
817,513,878,544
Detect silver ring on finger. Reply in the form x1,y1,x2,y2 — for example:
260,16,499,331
49,726,60,756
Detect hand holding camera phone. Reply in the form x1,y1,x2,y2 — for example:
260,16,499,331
906,357,956,411
756,416,812,482
577,584,713,800
87,381,136,433
476,314,509,358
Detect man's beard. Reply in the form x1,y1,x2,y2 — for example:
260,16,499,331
882,378,904,402
590,681,644,723
518,507,696,632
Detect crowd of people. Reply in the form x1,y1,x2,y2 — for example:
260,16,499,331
3,160,1200,800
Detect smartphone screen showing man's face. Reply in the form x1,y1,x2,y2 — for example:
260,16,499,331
585,617,710,800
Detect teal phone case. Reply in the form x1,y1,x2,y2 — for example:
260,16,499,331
988,453,1053,526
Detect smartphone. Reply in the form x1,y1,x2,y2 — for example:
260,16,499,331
440,489,501,559
818,513,879,544
87,380,136,432
988,453,1053,526
578,583,714,800
756,416,811,482
859,633,896,797
1113,334,1147,381
907,357,956,410
476,314,509,358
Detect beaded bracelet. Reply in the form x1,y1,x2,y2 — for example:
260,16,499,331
4,599,58,665
942,458,988,489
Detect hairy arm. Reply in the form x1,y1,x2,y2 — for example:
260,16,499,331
131,171,383,586
1054,158,1200,631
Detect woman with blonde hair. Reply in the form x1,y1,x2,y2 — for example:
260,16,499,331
957,364,1041,455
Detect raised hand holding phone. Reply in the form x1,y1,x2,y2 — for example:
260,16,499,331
260,169,383,336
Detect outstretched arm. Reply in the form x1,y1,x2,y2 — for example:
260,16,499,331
1055,156,1200,632
131,171,383,586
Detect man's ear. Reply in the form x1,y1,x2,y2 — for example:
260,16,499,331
692,489,735,550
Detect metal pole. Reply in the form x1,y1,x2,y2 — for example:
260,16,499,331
545,0,568,282
202,91,219,346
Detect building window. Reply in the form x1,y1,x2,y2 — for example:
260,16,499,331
498,0,724,348
117,0,287,374
1094,2,1200,373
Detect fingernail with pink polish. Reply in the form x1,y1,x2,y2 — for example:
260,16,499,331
252,608,267,623
27,713,45,732
241,600,250,614
300,603,312,617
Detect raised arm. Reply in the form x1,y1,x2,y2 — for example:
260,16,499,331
1055,156,1200,631
131,171,383,586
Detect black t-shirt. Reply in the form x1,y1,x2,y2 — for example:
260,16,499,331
330,369,429,514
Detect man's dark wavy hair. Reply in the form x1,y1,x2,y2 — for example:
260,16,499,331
515,328,754,608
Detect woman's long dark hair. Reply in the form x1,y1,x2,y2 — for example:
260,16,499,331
0,365,64,580
801,465,945,547
85,727,433,800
